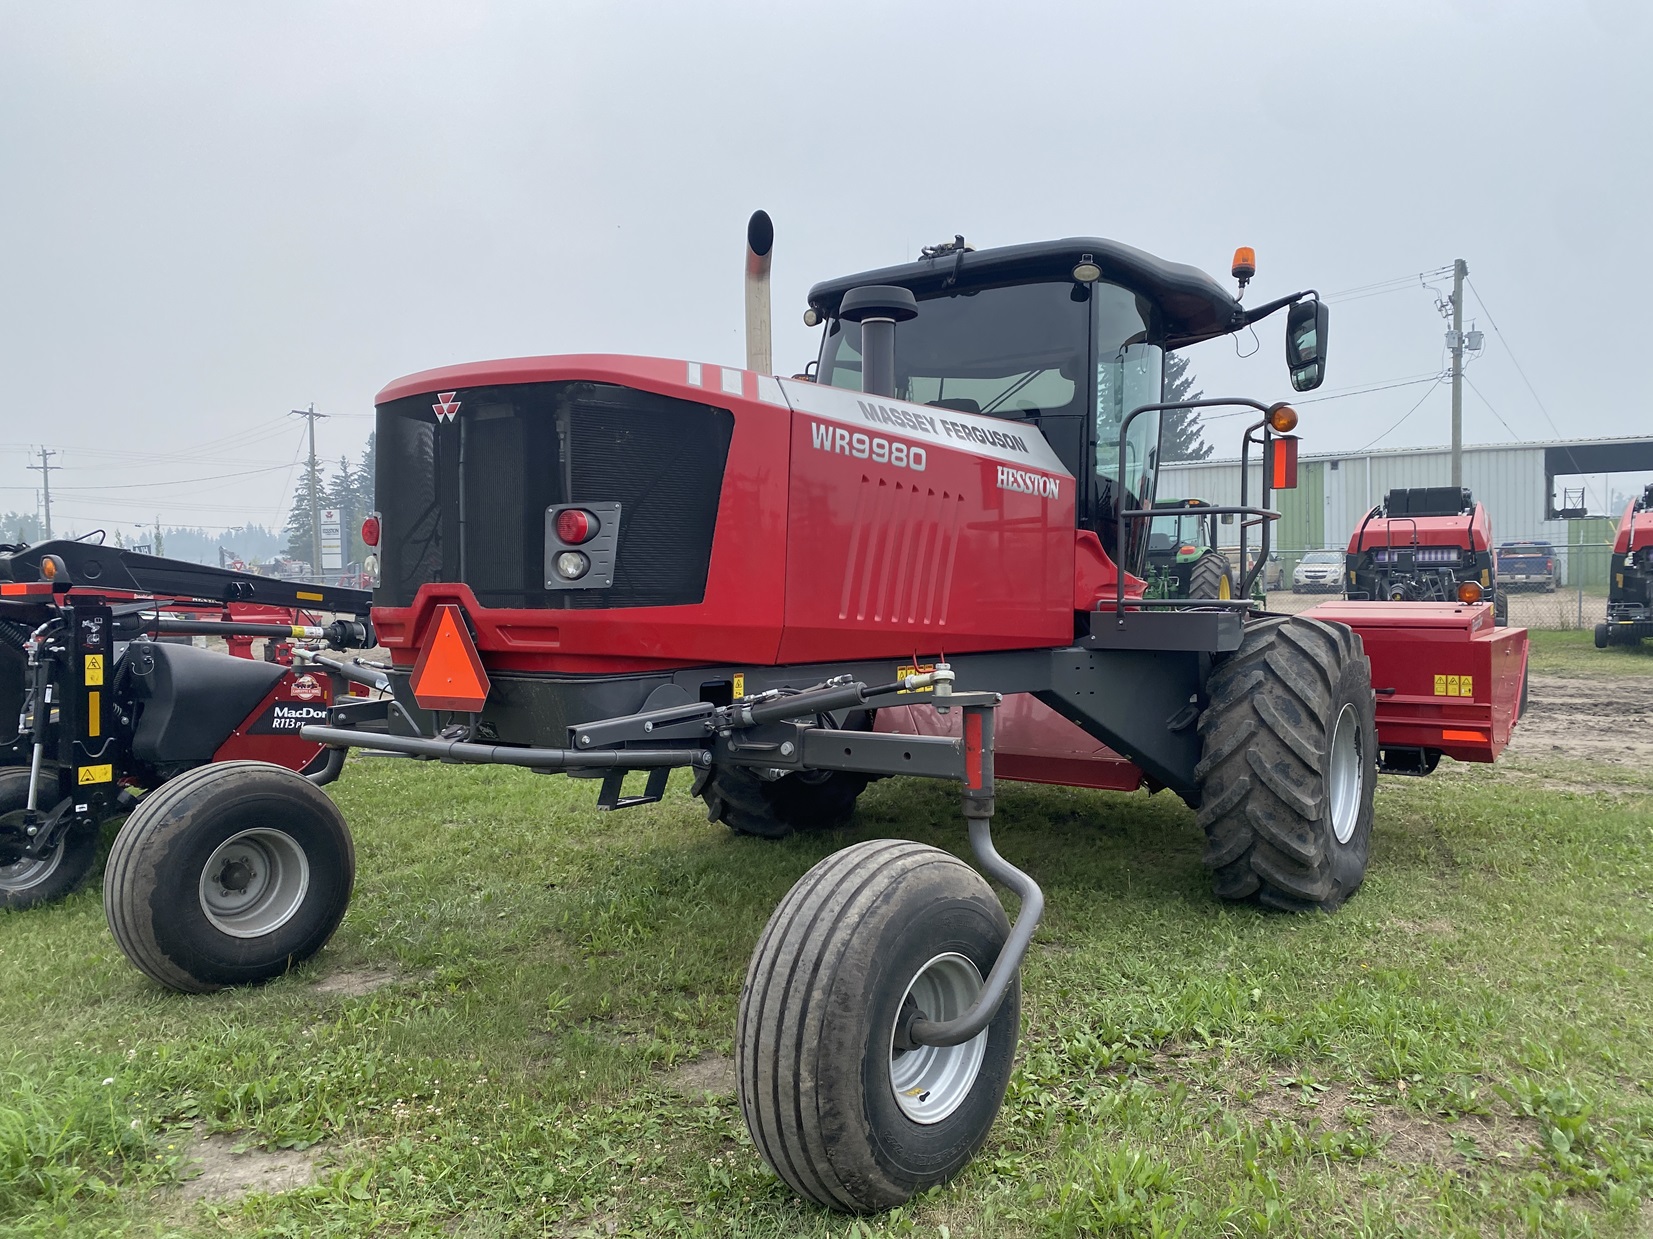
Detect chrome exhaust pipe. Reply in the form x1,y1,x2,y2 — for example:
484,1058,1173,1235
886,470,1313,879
744,210,774,374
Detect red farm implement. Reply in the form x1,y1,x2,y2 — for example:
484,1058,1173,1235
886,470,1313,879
87,220,1526,1211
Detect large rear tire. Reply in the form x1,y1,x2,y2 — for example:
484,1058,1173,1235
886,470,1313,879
1186,552,1235,601
104,761,354,993
738,840,1019,1212
1493,592,1509,627
0,769,101,911
1196,616,1377,912
695,764,868,839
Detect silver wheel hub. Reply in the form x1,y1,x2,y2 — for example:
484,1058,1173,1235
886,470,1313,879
1328,702,1363,846
888,952,988,1124
198,828,310,938
0,839,65,892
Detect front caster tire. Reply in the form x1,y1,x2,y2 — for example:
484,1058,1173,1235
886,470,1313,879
0,769,101,911
738,840,1019,1212
1196,616,1377,913
104,761,354,993
694,764,868,839
1595,623,1610,649
1493,592,1509,626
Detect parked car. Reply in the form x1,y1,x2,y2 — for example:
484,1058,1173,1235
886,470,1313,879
1291,550,1344,593
1496,541,1558,592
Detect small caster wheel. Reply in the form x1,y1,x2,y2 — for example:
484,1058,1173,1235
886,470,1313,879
737,839,1019,1212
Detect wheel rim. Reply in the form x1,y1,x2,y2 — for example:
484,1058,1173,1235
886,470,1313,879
1328,703,1363,846
0,839,65,893
1218,574,1231,600
197,828,310,938
888,952,988,1124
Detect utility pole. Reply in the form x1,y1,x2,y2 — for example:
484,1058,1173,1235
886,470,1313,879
291,404,326,578
27,448,57,539
1449,258,1468,491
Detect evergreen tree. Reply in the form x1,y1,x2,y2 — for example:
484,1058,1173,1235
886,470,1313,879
1161,353,1213,463
284,466,326,565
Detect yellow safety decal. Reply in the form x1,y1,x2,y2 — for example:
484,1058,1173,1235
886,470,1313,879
78,764,113,785
84,654,104,686
1433,673,1474,698
732,673,745,698
297,591,324,602
87,691,101,738
1618,573,1625,588
1481,569,1489,586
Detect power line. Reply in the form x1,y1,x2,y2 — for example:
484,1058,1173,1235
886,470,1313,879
1295,373,1446,405
1464,279,1565,441
1462,375,1522,442
1358,376,1448,451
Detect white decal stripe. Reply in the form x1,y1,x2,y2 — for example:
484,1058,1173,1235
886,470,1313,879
721,367,745,395
775,378,1070,475
686,361,702,386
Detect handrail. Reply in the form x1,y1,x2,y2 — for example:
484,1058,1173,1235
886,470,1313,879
1113,398,1276,617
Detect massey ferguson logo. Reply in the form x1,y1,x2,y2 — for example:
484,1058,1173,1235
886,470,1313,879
289,674,323,702
996,464,1061,500
433,391,461,422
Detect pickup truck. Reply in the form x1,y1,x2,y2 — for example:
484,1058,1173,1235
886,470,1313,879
1496,541,1558,591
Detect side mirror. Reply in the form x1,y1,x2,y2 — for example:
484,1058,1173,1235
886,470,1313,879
1286,299,1329,392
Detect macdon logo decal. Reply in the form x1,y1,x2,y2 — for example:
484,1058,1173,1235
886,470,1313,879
248,703,329,735
996,465,1061,500
289,674,323,701
809,421,927,470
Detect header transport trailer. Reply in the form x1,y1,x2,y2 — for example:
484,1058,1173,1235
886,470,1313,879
91,221,1527,1213
0,540,377,909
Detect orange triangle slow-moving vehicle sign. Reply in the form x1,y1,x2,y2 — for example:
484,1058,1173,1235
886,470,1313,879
409,604,492,713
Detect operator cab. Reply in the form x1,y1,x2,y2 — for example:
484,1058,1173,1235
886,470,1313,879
807,237,1324,572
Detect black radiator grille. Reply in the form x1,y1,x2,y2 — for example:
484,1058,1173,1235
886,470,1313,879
374,381,733,610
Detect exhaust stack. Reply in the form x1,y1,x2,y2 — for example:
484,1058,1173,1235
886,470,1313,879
838,285,919,398
744,210,774,374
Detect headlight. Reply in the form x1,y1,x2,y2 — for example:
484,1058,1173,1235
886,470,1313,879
553,551,590,581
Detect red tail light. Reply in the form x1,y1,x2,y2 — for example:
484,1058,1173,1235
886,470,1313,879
361,515,381,547
555,509,597,544
1546,558,1553,571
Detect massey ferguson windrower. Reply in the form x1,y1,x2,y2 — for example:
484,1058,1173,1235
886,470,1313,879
97,229,1528,1212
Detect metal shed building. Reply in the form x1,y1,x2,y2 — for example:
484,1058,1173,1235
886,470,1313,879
1158,435,1653,587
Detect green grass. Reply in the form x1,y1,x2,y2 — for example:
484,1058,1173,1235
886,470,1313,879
3,667,1652,1235
1526,629,1653,678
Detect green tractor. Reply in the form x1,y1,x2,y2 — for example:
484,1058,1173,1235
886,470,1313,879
1144,499,1241,601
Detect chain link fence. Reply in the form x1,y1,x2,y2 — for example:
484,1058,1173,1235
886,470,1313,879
1258,542,1617,631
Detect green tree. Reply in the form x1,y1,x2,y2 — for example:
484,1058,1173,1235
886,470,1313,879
1161,353,1213,463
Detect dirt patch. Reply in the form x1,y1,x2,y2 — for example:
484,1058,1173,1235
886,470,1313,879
661,1054,736,1098
179,1129,319,1202
311,966,400,997
1238,1078,1536,1168
1506,674,1653,765
1390,917,1456,936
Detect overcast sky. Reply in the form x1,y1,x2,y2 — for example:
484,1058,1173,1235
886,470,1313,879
1,0,1648,536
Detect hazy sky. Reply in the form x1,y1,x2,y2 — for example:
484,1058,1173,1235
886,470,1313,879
2,0,1649,536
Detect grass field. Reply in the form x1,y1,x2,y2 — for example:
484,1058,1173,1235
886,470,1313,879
3,632,1652,1237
